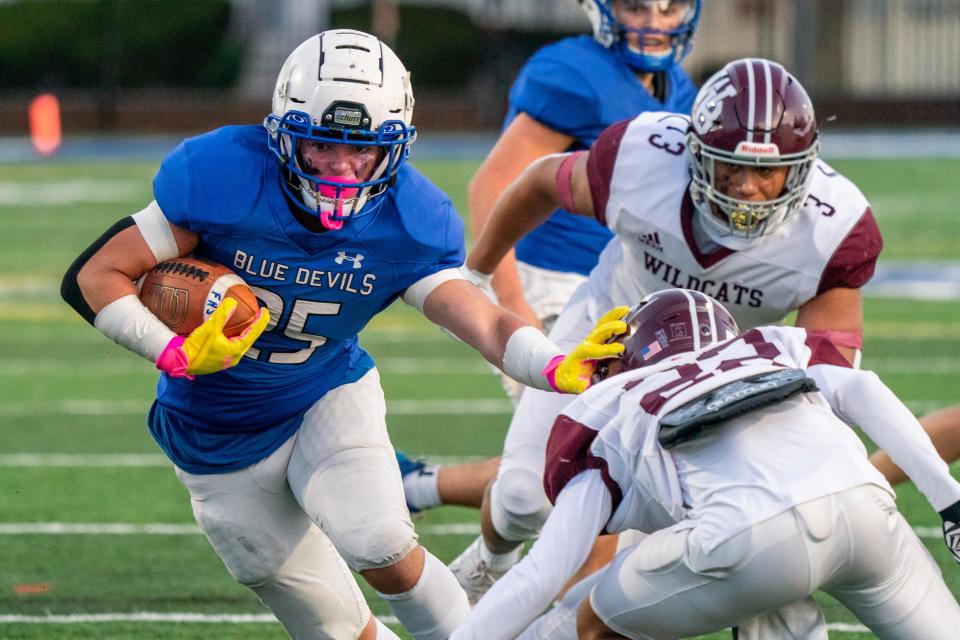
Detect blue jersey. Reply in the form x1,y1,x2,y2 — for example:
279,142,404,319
148,125,464,474
508,36,697,275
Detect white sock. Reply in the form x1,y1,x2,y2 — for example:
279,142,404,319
478,537,523,572
375,617,402,639
378,550,470,640
402,464,442,510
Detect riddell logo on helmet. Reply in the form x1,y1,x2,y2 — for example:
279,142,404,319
735,141,780,156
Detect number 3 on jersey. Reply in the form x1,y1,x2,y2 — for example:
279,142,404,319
244,285,340,364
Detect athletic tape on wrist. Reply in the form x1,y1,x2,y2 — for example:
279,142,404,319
502,326,562,392
94,294,177,362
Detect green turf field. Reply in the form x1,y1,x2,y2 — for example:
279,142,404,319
0,157,958,639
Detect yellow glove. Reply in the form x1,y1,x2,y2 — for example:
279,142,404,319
155,298,270,378
543,306,629,394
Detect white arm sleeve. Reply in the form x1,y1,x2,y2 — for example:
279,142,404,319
94,294,176,362
401,268,463,312
808,364,960,511
451,470,612,640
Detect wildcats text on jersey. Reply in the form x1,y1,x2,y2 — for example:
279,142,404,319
233,249,377,296
642,251,762,307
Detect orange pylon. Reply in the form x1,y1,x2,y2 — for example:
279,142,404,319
29,93,62,156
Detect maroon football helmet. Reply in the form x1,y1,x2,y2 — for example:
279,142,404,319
594,289,740,381
687,58,820,238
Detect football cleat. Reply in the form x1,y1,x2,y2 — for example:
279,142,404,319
447,536,522,606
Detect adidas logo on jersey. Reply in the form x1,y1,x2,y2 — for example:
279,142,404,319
639,231,663,252
334,251,365,269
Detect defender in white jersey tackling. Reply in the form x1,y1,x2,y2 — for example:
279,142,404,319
451,289,960,640
446,57,889,601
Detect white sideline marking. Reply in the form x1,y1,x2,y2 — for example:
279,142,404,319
0,398,515,418
0,521,941,541
0,613,869,633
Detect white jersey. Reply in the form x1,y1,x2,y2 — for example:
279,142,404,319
583,112,882,329
545,325,889,553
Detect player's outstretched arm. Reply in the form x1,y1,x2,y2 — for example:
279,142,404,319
466,150,593,278
808,365,960,523
418,279,623,394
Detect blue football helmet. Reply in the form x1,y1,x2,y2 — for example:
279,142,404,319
264,30,416,229
580,0,701,73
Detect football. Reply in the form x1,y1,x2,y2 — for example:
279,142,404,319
138,257,260,337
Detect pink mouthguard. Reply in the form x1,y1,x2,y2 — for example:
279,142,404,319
316,177,359,231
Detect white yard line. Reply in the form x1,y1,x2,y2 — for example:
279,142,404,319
0,398,515,418
0,357,490,376
0,521,942,541
0,453,480,467
0,612,871,634
0,180,144,206
0,612,399,625
4,356,959,377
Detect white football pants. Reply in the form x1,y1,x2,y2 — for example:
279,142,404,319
590,484,960,639
176,368,463,639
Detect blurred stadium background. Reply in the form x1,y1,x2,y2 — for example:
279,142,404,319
0,1,958,639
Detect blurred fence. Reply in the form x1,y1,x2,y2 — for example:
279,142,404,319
0,0,957,134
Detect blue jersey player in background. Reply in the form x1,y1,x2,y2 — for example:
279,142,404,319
61,30,625,640
397,0,702,605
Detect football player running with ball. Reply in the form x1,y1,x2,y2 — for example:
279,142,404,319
60,31,623,640
452,290,960,640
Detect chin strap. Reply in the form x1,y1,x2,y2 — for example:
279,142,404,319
315,177,359,231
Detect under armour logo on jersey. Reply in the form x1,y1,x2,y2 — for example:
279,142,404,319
334,251,365,269
639,231,663,252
